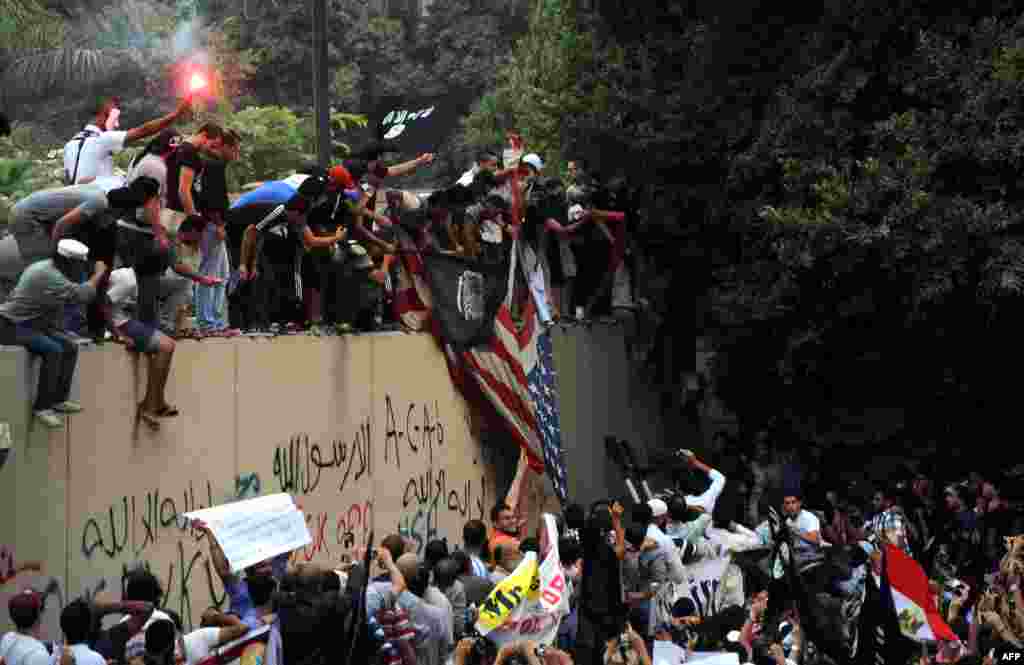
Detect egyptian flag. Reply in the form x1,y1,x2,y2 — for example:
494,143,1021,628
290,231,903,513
853,545,915,665
882,544,957,643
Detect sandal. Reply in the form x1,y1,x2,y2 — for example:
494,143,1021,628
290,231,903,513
136,404,161,431
155,405,179,418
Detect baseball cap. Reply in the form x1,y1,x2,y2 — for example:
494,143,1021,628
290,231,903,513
9,589,44,628
648,498,668,518
522,154,544,172
328,165,355,190
57,239,90,261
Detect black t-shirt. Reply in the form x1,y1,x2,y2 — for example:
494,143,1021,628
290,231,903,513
166,142,205,213
578,526,624,620
197,159,230,214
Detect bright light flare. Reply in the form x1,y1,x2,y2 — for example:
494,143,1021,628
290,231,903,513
189,72,208,93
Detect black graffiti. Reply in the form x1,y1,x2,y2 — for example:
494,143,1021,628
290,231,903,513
339,419,372,495
404,401,444,464
274,425,373,497
384,395,403,468
385,396,446,468
81,482,214,560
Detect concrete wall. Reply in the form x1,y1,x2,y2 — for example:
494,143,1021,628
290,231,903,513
0,327,663,637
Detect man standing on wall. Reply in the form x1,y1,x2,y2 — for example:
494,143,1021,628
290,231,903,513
488,451,531,563
63,96,192,192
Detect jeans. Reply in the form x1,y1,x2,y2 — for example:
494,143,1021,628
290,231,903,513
195,282,226,330
0,318,78,411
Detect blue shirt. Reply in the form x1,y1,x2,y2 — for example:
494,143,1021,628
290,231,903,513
226,552,291,629
232,181,297,209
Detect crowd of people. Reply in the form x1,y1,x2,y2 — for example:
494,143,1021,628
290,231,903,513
0,96,635,430
4,445,1024,665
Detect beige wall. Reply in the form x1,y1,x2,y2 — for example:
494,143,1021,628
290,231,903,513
0,327,661,638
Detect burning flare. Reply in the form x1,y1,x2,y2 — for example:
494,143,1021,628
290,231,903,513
189,72,208,93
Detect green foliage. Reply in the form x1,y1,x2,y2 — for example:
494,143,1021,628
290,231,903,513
0,158,36,197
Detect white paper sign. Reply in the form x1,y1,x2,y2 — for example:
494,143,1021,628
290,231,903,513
183,493,311,573
653,640,688,665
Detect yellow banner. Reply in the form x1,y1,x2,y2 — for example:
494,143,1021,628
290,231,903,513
475,552,540,635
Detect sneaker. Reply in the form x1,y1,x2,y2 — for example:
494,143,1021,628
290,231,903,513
53,400,83,414
34,410,64,428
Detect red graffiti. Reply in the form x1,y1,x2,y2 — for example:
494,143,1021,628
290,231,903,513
303,513,331,561
336,501,374,554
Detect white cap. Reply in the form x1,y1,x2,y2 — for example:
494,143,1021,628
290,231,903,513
569,204,586,221
522,153,544,172
57,239,90,261
648,498,668,518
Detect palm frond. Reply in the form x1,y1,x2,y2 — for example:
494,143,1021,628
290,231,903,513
1,47,137,98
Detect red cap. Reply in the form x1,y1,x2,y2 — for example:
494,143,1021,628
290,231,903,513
328,165,355,190
9,589,43,621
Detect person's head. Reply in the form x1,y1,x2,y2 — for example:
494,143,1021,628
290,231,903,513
176,215,205,248
563,503,585,533
491,502,517,536
381,533,408,563
465,636,498,665
567,160,581,180
520,154,543,182
60,598,93,644
124,568,163,605
667,495,690,523
875,486,898,511
647,498,669,527
450,550,472,576
424,539,449,571
191,123,226,154
53,238,91,280
624,524,647,552
476,151,499,172
559,535,582,567
109,175,160,211
434,557,461,592
216,129,241,162
396,553,425,594
9,590,44,632
91,96,121,129
782,494,803,517
246,571,277,607
463,519,488,553
142,618,177,665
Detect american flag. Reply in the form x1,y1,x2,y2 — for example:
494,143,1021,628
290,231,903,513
528,331,568,504
459,297,546,474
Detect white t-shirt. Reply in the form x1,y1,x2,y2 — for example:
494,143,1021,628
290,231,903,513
685,469,727,515
65,643,107,665
106,267,137,327
181,627,222,665
0,632,51,665
786,509,824,568
63,125,128,193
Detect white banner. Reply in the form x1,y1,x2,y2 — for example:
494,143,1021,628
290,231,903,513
183,493,310,573
654,553,734,626
476,514,569,647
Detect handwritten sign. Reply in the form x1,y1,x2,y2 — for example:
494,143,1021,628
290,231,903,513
183,493,311,573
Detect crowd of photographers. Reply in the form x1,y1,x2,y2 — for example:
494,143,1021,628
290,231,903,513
0,98,638,430
4,445,1024,665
